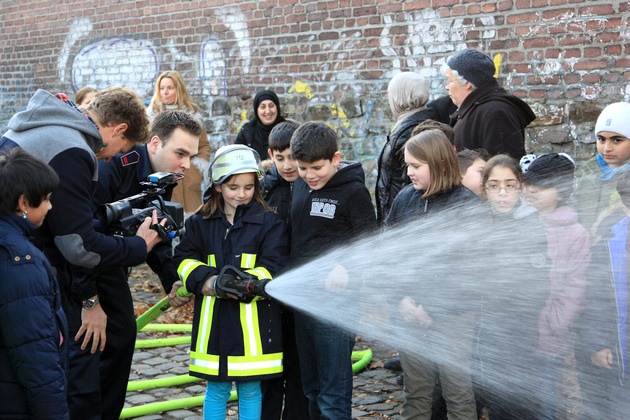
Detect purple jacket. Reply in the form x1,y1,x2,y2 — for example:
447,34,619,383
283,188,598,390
538,206,591,355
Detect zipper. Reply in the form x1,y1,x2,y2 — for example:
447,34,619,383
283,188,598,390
224,226,231,240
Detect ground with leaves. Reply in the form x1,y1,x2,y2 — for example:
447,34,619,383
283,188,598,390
128,264,404,419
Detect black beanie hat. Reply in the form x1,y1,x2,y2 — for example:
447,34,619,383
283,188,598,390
447,49,496,88
523,153,575,200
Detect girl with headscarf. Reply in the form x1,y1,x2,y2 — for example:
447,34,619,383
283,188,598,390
147,70,212,213
235,90,286,159
375,72,440,224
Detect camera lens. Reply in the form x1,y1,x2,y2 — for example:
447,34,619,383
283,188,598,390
96,200,129,225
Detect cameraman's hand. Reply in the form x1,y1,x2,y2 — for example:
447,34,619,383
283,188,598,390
75,302,107,354
136,210,167,252
168,281,192,307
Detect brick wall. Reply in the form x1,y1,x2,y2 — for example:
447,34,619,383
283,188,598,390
1,0,628,188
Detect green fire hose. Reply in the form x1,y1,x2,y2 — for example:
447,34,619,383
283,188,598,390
121,297,373,418
121,349,372,418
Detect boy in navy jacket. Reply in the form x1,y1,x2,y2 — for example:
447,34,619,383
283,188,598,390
290,121,376,419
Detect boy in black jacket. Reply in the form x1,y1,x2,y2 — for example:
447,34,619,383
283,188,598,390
263,120,300,221
290,121,376,420
261,120,311,420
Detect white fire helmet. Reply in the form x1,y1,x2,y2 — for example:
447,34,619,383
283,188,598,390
209,144,263,185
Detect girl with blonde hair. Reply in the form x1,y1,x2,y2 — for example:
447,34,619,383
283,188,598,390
147,70,211,213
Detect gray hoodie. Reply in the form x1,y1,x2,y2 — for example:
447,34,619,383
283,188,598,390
0,89,147,299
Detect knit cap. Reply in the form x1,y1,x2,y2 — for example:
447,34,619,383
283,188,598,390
523,153,575,200
447,49,495,88
594,102,630,140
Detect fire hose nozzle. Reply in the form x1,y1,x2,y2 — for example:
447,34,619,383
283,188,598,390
213,265,273,302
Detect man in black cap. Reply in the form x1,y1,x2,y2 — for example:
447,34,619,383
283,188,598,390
446,48,536,159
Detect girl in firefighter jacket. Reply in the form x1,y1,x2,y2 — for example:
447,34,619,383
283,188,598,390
173,145,289,420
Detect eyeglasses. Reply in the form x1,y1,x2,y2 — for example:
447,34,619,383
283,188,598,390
485,184,521,193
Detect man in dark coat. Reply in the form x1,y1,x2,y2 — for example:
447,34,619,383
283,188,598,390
446,48,536,159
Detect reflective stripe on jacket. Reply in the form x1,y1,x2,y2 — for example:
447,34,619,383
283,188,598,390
174,200,288,381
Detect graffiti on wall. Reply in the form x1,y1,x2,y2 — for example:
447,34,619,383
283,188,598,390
72,38,159,97
11,4,627,156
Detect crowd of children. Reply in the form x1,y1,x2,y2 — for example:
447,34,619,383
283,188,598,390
168,98,630,420
1,81,629,420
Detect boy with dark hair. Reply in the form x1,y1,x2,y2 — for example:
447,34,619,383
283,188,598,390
457,149,487,196
263,120,300,221
0,88,163,419
290,121,376,419
261,119,311,420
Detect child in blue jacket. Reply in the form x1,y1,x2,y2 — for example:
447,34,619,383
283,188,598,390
577,170,630,419
0,148,69,419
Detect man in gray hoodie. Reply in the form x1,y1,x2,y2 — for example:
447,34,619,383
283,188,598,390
0,88,163,419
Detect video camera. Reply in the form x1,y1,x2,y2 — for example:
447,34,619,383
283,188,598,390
96,172,184,240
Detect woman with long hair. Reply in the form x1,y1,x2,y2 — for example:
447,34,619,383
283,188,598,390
148,70,211,213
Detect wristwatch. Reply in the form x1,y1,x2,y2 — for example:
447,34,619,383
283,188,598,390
82,297,100,310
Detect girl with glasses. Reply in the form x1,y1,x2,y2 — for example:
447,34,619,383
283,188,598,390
475,154,550,419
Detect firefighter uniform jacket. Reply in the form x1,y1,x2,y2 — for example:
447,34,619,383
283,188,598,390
174,200,289,382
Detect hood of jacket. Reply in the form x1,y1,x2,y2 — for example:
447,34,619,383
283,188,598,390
325,160,366,190
6,89,103,154
542,205,579,228
457,79,536,128
390,107,438,141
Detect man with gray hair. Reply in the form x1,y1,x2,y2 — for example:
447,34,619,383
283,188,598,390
446,48,536,159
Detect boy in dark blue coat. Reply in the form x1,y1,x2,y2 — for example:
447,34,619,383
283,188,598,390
290,121,377,420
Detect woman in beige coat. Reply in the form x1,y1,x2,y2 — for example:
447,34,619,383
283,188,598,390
148,70,211,214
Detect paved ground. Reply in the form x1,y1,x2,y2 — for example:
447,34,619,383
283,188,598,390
124,264,404,419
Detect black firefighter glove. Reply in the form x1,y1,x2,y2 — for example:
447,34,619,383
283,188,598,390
212,265,272,303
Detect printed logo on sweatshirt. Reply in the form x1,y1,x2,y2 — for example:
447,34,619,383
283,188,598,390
310,197,338,219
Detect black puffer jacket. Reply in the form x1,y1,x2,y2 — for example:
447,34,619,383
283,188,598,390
451,78,536,159
375,107,438,223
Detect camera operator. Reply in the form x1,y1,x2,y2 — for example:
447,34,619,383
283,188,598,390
96,109,201,290
0,88,164,420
